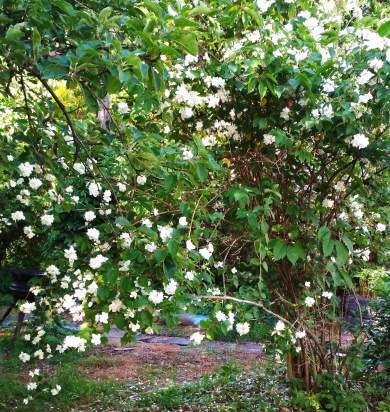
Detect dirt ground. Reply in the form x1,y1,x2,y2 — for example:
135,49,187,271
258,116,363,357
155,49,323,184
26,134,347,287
80,340,262,386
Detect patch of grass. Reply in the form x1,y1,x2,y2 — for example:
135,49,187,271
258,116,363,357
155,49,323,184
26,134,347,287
0,332,290,412
0,362,121,412
87,361,290,412
79,354,119,369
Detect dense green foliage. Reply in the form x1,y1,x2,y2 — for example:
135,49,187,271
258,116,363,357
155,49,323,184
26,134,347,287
0,0,389,408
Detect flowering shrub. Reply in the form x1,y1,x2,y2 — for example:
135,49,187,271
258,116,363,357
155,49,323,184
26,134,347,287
0,0,389,403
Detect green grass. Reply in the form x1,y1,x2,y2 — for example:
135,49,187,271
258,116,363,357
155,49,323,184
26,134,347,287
79,362,290,412
0,330,291,412
0,334,290,412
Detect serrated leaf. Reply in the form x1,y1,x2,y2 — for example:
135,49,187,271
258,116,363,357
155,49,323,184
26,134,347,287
273,239,287,260
322,238,334,257
342,234,354,252
335,241,348,266
318,226,331,241
287,243,305,265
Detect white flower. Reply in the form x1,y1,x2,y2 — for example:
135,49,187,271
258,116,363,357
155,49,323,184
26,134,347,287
149,290,164,305
64,245,77,266
368,58,383,71
322,291,333,299
63,335,87,352
41,214,54,226
27,382,37,391
18,162,34,177
117,182,126,192
87,282,98,294
322,198,334,208
182,148,194,161
376,223,386,232
199,243,213,260
256,0,274,13
84,211,96,222
95,312,109,324
73,162,85,174
87,228,100,243
334,181,346,192
236,322,250,336
145,242,157,253
164,279,178,295
280,107,290,120
142,218,153,228
351,133,369,149
23,225,35,239
185,271,195,281
88,181,101,197
231,267,237,274
11,211,25,221
46,265,60,276
109,298,123,313
358,92,373,104
186,239,196,251
89,254,108,269
180,107,193,120
120,232,132,248
201,135,217,147
33,349,44,359
29,178,42,190
19,352,31,363
274,320,285,332
190,331,204,345
304,296,315,307
51,385,61,396
178,216,188,227
296,330,306,339
117,102,130,114
199,247,212,260
130,322,140,332
136,175,147,185
356,69,374,85
103,190,112,203
158,225,173,242
215,311,227,322
20,302,36,314
246,30,261,43
323,79,336,93
263,134,275,145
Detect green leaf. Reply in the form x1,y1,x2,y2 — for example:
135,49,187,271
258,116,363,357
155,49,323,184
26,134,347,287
340,270,353,289
32,28,41,60
99,7,113,21
318,226,331,241
103,266,118,284
196,163,208,182
335,241,348,266
342,234,354,253
97,286,111,301
173,32,198,55
5,26,23,42
107,75,121,93
273,239,287,260
115,216,130,226
378,21,390,37
258,81,267,99
322,238,334,257
287,242,305,265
